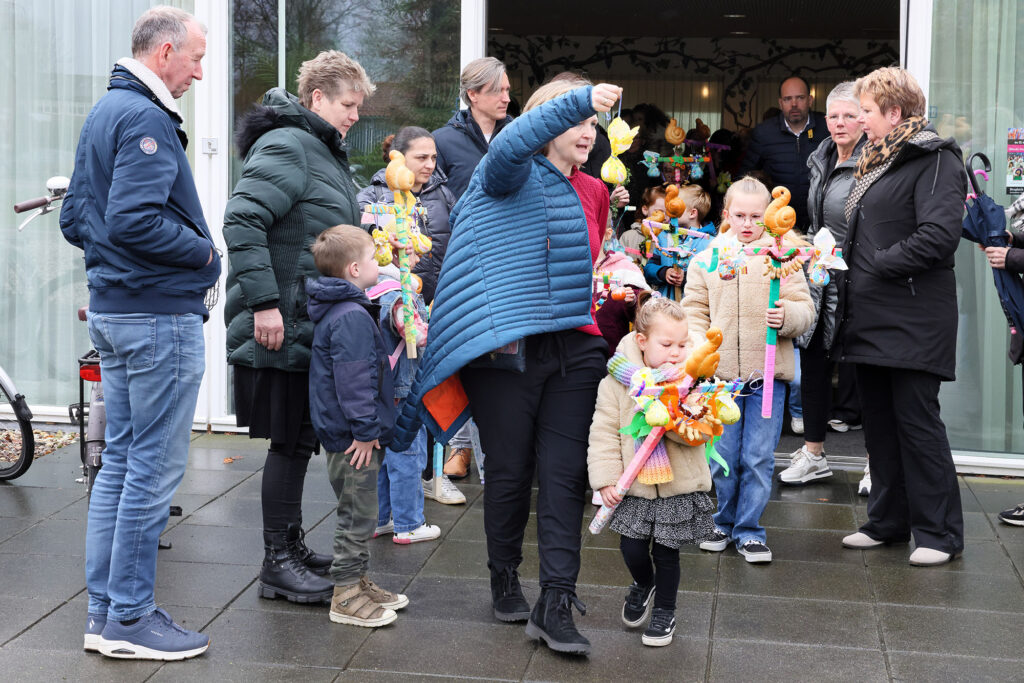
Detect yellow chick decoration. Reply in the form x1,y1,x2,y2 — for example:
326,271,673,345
601,116,639,186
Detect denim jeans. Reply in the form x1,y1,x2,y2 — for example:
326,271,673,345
449,418,486,481
378,428,426,533
85,312,205,621
711,380,785,546
787,347,803,419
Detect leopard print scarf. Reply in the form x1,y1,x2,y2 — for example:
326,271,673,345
844,116,931,221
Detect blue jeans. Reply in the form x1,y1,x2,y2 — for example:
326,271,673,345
378,428,426,533
85,313,205,621
711,380,785,546
788,347,802,419
449,418,486,481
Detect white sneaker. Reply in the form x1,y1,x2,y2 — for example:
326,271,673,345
422,474,466,505
842,531,883,549
779,446,832,484
828,419,862,433
790,417,804,434
858,463,871,497
393,523,441,544
909,546,956,566
373,519,394,538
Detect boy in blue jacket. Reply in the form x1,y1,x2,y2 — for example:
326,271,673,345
643,184,716,300
307,225,408,628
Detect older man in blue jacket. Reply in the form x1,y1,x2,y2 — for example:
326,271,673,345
59,6,219,661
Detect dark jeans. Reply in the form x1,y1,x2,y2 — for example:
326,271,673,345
855,364,964,554
461,330,606,594
800,320,832,443
619,535,679,610
262,423,316,533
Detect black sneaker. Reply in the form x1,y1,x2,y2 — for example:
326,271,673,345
641,608,676,647
524,588,591,656
999,504,1024,527
489,563,531,622
699,529,730,552
738,540,773,564
621,581,655,628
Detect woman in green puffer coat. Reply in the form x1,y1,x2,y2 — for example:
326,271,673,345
222,51,372,604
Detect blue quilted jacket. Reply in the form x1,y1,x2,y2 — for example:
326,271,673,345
391,85,598,450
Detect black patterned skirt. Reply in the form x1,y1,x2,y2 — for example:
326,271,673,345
609,492,717,549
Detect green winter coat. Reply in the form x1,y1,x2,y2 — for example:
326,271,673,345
223,88,359,371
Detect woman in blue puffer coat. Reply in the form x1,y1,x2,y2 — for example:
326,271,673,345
393,80,623,656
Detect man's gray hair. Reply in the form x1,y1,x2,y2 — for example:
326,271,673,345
460,57,506,107
131,5,206,58
826,81,860,113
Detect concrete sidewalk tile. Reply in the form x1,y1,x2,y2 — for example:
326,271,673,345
709,639,887,682
0,553,84,601
5,461,86,489
863,538,1016,575
366,532,447,576
153,561,255,609
769,476,854,506
718,557,872,602
852,508,997,540
158,523,262,566
201,608,369,668
349,619,534,680
150,659,341,682
225,468,339,504
0,647,161,681
760,528,864,565
880,604,1024,659
0,485,84,519
525,631,708,683
419,539,539,580
184,495,334,530
398,575,513,624
0,518,84,556
0,595,68,645
573,585,712,637
339,671,506,682
887,651,1024,683
190,433,262,450
714,594,880,649
174,469,253,497
868,565,1024,612
187,448,266,472
0,516,32,544
760,500,857,531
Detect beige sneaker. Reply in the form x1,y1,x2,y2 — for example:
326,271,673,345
360,575,409,610
329,583,397,627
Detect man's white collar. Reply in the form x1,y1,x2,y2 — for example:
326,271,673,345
115,57,182,122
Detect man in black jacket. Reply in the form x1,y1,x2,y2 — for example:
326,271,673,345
740,76,826,230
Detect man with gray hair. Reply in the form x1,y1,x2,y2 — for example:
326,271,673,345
60,5,217,660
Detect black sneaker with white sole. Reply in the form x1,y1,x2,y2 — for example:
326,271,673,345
999,504,1024,526
621,581,655,627
641,608,676,647
699,529,730,552
738,540,773,563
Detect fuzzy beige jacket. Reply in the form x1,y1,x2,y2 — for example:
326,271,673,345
587,333,713,499
682,235,814,381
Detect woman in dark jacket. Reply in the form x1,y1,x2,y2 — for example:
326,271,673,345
780,82,866,486
223,51,372,602
356,127,457,305
835,67,968,566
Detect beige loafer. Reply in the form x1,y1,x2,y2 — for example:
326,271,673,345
909,547,957,566
842,532,884,549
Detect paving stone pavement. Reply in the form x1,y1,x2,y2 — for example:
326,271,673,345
2,431,1024,681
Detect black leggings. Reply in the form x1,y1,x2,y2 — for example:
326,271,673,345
619,535,680,610
262,422,317,533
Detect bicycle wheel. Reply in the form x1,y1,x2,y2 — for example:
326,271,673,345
0,377,34,480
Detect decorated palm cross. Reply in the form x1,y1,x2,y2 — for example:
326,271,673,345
701,186,847,418
639,185,715,299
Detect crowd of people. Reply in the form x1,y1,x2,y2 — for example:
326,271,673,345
57,4,1012,664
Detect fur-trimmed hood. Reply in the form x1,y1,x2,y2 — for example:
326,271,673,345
234,87,344,159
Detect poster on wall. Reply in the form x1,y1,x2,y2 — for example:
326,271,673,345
1009,128,1024,196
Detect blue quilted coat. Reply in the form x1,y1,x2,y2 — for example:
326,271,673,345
391,85,598,450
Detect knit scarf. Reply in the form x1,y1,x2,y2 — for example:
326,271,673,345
607,352,685,485
844,116,931,222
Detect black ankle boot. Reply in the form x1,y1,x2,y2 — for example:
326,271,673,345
489,563,531,622
259,528,334,603
525,588,591,656
291,524,332,576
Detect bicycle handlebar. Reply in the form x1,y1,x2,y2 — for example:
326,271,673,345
14,197,49,213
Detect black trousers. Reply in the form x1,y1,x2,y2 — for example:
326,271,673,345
800,320,832,443
262,422,317,533
461,330,607,593
855,364,964,554
619,535,679,610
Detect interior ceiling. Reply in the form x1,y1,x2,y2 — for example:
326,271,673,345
488,0,900,40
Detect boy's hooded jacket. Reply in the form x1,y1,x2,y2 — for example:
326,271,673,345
306,277,395,453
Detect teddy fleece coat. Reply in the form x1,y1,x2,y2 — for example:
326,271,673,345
683,234,814,382
587,333,713,499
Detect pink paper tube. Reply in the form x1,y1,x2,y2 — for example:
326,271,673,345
761,343,776,418
589,426,666,534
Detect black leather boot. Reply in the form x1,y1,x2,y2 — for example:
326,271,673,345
291,523,332,576
259,528,334,603
524,587,591,655
489,562,531,622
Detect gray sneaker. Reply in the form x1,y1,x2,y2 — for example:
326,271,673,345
422,474,466,505
779,446,832,485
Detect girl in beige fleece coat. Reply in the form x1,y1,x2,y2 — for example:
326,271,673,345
682,177,814,564
587,296,716,647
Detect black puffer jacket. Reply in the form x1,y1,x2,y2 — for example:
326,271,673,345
834,126,968,380
797,135,866,350
432,109,513,199
223,88,359,371
356,167,456,304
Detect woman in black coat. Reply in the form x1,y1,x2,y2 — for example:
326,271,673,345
835,67,968,566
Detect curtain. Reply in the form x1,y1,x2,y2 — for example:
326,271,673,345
930,0,1024,454
0,0,193,408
